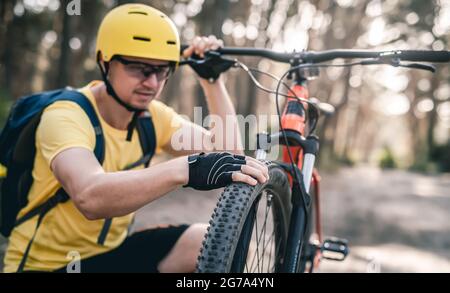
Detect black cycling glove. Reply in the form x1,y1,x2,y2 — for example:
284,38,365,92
183,152,246,190
187,51,236,82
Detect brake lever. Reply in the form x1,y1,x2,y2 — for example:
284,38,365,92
399,62,436,73
360,58,436,73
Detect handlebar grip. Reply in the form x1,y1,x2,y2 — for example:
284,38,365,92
398,50,450,63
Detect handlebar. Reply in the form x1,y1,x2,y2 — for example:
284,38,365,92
180,45,450,64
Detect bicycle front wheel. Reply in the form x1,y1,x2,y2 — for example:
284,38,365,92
196,164,292,273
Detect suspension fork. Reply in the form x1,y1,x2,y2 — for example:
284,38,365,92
281,136,319,272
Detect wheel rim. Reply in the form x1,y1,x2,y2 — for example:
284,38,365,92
230,190,286,273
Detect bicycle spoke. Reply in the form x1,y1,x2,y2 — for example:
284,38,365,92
248,192,274,273
259,229,275,272
254,207,261,273
271,223,282,273
273,221,283,271
259,194,275,272
260,213,277,271
248,199,261,272
267,229,275,272
248,197,270,272
256,193,272,272
260,193,271,271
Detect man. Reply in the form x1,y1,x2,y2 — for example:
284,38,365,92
3,4,268,273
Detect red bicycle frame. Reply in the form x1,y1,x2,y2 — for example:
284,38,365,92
280,83,323,271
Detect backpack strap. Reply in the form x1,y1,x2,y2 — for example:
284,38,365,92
16,189,69,273
16,90,105,272
137,111,157,168
97,111,157,245
124,111,157,170
61,90,105,164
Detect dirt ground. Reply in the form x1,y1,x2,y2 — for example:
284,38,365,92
1,166,449,273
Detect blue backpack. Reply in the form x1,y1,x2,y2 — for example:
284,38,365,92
0,88,156,272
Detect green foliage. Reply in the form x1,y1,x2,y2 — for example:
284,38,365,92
409,148,439,174
379,147,397,169
430,141,450,172
337,155,355,167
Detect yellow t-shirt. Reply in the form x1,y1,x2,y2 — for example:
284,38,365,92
3,81,184,272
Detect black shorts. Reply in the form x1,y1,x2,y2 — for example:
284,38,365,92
52,224,190,273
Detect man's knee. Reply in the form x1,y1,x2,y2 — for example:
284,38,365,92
157,223,208,272
185,223,208,246
174,223,208,257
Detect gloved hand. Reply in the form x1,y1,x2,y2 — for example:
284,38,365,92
187,51,235,82
183,152,247,190
181,35,235,82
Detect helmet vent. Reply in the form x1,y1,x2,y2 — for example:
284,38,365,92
128,11,148,16
167,41,176,45
133,36,151,42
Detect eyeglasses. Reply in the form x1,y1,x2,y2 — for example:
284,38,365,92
113,56,174,82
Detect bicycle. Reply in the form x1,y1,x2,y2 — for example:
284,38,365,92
180,46,450,273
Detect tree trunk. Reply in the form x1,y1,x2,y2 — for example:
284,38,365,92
426,70,441,157
193,0,231,117
1,0,17,94
56,0,72,88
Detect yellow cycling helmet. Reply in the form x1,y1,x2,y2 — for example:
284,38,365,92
96,4,180,64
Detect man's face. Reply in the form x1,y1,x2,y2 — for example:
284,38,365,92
107,55,173,110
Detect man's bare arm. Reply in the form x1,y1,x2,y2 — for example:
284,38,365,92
51,147,268,220
51,147,188,220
